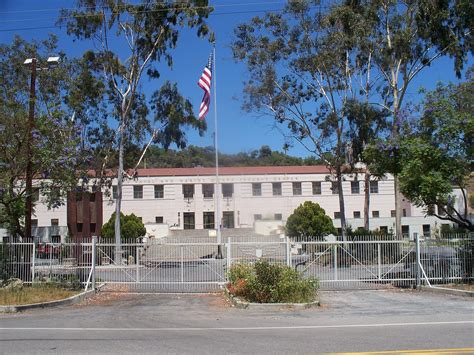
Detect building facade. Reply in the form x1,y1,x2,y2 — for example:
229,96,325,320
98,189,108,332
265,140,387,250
27,166,457,241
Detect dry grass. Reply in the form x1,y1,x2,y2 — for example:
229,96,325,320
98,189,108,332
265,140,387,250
0,285,80,306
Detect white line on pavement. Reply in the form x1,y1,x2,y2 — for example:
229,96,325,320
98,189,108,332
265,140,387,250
1,320,473,332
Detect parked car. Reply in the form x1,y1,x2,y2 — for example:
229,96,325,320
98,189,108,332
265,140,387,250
37,243,61,259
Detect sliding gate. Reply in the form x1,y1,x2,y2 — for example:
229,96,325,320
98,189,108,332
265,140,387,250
95,240,226,292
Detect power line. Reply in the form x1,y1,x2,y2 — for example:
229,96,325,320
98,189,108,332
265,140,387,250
0,1,289,15
0,7,292,33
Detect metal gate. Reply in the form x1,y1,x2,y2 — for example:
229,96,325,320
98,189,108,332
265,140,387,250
95,240,226,292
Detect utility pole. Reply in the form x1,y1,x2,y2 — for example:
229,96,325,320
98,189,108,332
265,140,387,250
25,58,37,240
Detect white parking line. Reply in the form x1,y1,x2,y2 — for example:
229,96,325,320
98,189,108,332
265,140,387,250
1,320,473,332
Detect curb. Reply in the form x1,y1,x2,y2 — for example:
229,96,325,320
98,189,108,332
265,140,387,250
0,284,105,313
421,286,474,298
224,286,320,309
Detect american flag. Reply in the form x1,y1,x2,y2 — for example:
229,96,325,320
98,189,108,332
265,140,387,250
198,52,213,120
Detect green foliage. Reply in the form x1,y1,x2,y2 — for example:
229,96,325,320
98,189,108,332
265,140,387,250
124,144,323,169
286,202,336,240
0,36,91,237
365,74,474,231
101,212,146,239
227,260,318,304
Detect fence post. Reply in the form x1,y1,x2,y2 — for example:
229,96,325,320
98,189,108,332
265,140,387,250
333,243,338,281
92,236,97,291
31,242,36,284
136,245,140,283
377,243,382,280
226,237,232,272
180,245,184,283
415,233,421,288
285,236,291,267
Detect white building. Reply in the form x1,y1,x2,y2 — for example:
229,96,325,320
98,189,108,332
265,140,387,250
27,166,456,241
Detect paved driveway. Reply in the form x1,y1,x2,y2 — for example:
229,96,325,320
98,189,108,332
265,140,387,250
0,289,473,354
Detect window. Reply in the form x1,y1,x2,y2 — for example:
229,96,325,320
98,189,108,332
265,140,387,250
331,181,339,195
334,212,341,219
89,193,96,202
391,210,396,218
372,210,380,218
292,182,302,196
51,219,59,226
379,226,388,234
222,211,235,228
202,184,214,199
369,181,379,193
90,223,96,233
31,219,38,227
222,183,233,198
402,225,410,238
351,181,360,194
254,214,262,221
422,224,431,238
252,183,262,196
272,182,282,196
403,208,407,217
133,185,143,199
77,223,83,233
203,212,215,229
353,211,361,219
183,212,195,230
274,213,282,220
154,185,164,199
51,235,61,243
112,186,117,199
183,184,194,199
312,181,322,195
155,216,164,224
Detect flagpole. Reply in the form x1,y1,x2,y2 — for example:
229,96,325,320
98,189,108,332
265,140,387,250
212,45,223,258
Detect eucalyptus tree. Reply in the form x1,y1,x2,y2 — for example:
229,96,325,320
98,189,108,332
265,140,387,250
366,73,474,231
232,1,379,237
60,0,211,258
339,0,473,236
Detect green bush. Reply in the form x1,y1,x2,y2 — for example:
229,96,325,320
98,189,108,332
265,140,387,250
227,260,318,303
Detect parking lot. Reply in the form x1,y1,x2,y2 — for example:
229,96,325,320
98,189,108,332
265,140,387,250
1,289,473,354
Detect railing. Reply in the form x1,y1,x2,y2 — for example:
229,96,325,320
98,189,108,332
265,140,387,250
1,234,472,292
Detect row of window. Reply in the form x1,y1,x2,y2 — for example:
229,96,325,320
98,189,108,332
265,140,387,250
114,181,380,200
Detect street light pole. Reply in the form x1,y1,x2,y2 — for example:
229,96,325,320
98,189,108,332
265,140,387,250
25,58,37,240
23,56,59,240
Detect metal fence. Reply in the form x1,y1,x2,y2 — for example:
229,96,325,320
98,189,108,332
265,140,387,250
1,234,472,292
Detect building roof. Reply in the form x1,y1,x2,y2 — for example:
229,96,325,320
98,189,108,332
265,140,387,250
135,166,330,177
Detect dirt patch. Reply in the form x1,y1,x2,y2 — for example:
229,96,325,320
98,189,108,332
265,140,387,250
438,283,474,292
75,290,134,307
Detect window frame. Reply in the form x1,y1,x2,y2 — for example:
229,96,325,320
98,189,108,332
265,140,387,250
182,184,195,199
252,183,262,196
154,184,164,199
272,182,282,196
133,185,143,199
202,184,214,199
292,182,302,196
351,181,360,194
369,181,379,194
312,181,322,195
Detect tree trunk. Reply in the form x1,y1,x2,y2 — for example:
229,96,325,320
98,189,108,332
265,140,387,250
394,175,402,239
337,169,347,241
114,119,125,262
364,172,370,231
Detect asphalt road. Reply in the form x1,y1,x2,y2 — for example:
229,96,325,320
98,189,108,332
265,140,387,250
1,289,473,354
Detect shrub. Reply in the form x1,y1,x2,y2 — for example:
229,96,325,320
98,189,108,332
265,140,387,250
227,260,318,303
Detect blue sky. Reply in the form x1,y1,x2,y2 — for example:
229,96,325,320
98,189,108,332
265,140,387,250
0,0,470,158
